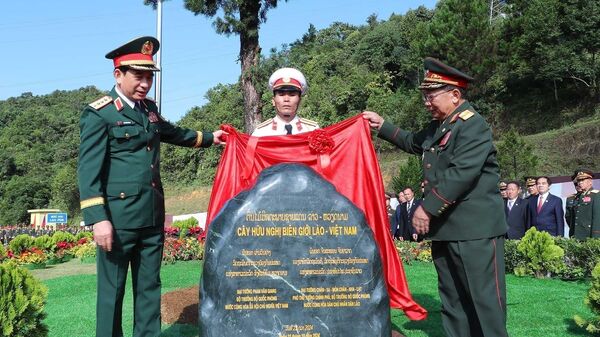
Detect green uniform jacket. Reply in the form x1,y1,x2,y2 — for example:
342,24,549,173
571,189,600,239
78,87,214,229
565,193,579,232
378,101,507,241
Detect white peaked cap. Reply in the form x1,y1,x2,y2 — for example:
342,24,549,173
268,67,308,94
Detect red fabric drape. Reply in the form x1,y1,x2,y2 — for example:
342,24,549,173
205,114,427,320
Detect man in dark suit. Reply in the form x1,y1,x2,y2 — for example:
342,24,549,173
505,181,528,239
527,176,565,236
396,187,422,241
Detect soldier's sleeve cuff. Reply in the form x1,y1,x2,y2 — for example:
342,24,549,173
194,131,214,148
377,121,401,143
422,188,454,217
81,202,108,226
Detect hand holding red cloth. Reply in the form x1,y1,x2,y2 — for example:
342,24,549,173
205,114,427,320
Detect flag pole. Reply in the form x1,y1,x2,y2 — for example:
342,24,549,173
155,0,163,111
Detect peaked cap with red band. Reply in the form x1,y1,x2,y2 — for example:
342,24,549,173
419,57,474,90
575,169,594,181
105,36,160,72
268,67,308,95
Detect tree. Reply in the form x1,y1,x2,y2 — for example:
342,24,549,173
391,156,423,197
496,130,538,180
146,0,288,133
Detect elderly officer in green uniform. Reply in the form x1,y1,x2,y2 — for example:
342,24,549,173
78,36,226,337
363,57,509,337
252,67,319,136
569,169,600,239
565,171,583,233
524,177,538,199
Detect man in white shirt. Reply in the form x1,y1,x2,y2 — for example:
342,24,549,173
252,67,319,136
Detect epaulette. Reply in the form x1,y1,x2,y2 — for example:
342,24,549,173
458,110,474,121
591,190,599,194
255,118,273,129
300,117,319,127
89,96,113,110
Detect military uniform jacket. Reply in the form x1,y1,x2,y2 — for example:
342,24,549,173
378,101,507,241
571,189,600,239
251,115,319,137
565,193,580,230
78,87,214,229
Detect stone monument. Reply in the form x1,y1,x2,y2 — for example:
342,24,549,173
200,163,391,337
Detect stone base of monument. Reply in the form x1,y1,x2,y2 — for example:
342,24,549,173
162,286,407,336
160,286,200,325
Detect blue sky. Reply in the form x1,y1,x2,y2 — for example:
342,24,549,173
0,0,436,121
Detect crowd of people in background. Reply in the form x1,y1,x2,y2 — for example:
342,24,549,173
387,168,598,242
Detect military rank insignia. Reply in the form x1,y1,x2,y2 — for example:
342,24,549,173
148,110,163,123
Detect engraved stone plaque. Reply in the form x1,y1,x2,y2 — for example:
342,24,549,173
200,163,390,337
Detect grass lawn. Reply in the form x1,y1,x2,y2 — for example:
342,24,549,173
41,261,593,337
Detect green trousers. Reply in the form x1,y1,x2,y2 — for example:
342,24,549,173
432,236,509,337
96,226,164,337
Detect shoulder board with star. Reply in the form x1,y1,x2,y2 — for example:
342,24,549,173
300,118,319,127
255,118,273,129
89,96,113,110
458,110,474,121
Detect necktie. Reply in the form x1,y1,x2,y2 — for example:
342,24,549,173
537,196,543,213
407,201,411,211
508,200,513,211
284,124,293,135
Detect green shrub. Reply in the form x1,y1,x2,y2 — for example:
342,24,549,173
516,227,565,278
554,238,600,280
32,235,54,253
0,245,6,261
504,239,526,273
0,262,48,337
171,218,199,238
9,235,34,255
575,261,600,333
51,231,76,245
75,231,93,241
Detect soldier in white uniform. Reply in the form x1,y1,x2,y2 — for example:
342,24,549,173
252,67,319,136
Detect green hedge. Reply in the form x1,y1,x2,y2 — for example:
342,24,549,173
0,262,48,337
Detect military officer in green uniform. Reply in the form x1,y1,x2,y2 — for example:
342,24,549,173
77,36,226,337
565,171,582,233
569,169,600,239
524,177,538,199
363,57,509,337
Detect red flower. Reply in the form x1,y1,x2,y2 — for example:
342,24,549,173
164,226,180,236
188,226,204,235
56,241,69,249
78,237,89,245
308,130,335,154
7,250,14,258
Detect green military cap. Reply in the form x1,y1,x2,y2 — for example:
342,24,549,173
525,177,537,187
105,36,160,71
419,57,474,90
499,181,507,190
575,169,594,181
